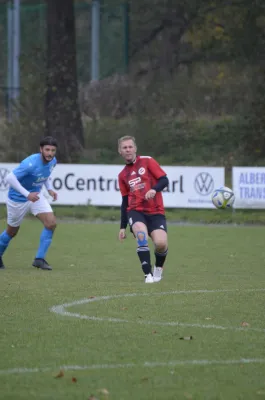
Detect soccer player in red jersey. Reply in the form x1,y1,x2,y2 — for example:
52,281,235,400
118,135,169,283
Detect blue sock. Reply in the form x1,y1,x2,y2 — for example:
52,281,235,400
0,230,12,257
35,228,53,259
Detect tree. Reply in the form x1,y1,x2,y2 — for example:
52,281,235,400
45,0,84,162
128,0,255,74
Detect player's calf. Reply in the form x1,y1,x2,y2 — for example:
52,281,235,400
151,229,168,282
153,249,168,282
135,230,153,280
0,256,5,269
34,213,56,268
0,228,18,269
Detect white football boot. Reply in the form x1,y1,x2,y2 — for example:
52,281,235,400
145,273,154,283
153,266,163,282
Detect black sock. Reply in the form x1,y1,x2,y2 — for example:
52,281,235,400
137,246,152,275
155,249,168,268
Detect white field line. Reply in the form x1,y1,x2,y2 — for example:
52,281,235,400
1,358,265,376
50,288,265,333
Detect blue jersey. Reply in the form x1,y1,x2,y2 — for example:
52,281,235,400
8,153,57,202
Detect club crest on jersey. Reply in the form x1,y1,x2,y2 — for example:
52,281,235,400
138,167,145,175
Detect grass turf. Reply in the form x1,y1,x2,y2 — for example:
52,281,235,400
1,221,265,399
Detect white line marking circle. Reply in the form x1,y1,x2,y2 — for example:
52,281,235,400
2,289,264,377
50,288,265,333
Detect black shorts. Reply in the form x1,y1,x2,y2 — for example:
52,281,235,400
127,210,167,236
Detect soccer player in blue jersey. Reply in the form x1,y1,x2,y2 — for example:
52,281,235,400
0,136,58,271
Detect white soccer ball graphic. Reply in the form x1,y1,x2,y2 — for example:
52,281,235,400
211,186,235,209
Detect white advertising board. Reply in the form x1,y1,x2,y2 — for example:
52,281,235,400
233,167,265,209
0,163,224,208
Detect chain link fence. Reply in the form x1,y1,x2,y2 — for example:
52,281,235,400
0,2,128,116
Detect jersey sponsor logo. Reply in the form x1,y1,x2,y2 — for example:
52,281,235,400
32,176,48,187
128,177,141,187
138,167,145,175
0,168,10,191
128,176,145,191
131,171,136,175
36,176,48,183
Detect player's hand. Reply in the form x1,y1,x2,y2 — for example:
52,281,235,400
145,189,156,200
119,229,127,241
48,190,58,201
27,192,40,202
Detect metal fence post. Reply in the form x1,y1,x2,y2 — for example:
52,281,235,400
91,0,100,81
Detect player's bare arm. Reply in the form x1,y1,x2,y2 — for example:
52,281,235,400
119,229,127,241
48,190,57,201
27,192,40,202
44,177,57,201
145,189,156,200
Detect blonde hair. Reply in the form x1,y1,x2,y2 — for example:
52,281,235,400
118,135,137,149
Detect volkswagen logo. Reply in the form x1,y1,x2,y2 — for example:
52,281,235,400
194,172,214,196
0,168,10,191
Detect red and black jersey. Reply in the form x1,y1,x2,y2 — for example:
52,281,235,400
118,155,166,215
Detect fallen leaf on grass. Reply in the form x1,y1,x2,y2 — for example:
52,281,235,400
121,307,128,310
88,296,95,299
205,317,212,320
152,330,157,334
141,376,149,382
88,396,98,400
179,336,193,340
98,388,109,396
72,377,77,383
184,392,193,399
257,390,265,395
54,370,64,378
241,321,250,327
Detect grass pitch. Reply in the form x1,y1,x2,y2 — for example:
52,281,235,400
1,221,265,399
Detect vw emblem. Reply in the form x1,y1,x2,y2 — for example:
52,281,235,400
194,172,214,196
0,168,10,191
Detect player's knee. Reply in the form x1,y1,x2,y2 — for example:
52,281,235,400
6,226,19,238
136,231,148,247
44,218,57,231
155,239,168,253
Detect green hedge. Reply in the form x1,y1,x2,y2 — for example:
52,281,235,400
81,116,251,166
0,115,261,167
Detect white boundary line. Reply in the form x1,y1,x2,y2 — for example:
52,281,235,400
50,289,265,333
1,358,265,375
